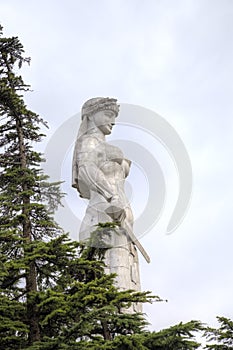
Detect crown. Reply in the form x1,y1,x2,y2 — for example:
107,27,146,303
81,97,120,119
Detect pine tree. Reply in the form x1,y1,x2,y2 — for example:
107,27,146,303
0,24,63,347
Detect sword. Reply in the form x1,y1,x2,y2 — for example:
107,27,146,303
105,205,151,264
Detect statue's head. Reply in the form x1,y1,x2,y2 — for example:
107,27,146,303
81,97,120,119
81,97,120,135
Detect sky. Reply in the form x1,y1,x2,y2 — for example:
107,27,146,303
1,0,233,334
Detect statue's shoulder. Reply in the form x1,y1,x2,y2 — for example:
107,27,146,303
77,135,101,151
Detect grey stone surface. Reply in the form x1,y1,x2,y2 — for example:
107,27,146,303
72,97,143,312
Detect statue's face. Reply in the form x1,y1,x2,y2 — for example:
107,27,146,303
93,110,116,135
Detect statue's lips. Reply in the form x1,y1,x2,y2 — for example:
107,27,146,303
103,124,114,133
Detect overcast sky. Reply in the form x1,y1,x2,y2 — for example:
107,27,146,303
1,0,233,333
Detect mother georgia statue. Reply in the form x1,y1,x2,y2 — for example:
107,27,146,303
72,97,150,309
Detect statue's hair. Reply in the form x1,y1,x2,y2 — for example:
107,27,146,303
81,97,119,120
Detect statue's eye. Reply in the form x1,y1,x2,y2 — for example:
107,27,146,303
105,111,114,118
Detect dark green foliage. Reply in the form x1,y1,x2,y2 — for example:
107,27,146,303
204,317,233,349
0,295,28,349
0,23,65,346
141,320,203,349
47,319,202,350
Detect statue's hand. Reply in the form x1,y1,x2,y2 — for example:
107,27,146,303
105,195,126,222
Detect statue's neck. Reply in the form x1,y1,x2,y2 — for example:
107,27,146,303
87,127,105,141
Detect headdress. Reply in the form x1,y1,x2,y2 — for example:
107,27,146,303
81,97,120,119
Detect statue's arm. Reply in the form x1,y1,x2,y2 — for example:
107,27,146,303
73,137,113,200
78,163,113,200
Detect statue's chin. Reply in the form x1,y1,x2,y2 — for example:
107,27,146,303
98,125,112,135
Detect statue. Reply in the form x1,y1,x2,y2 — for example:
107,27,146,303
72,97,150,312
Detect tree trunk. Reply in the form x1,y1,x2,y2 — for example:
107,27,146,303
16,117,40,343
101,320,112,340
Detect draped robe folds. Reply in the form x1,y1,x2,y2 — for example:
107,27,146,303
72,133,141,311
